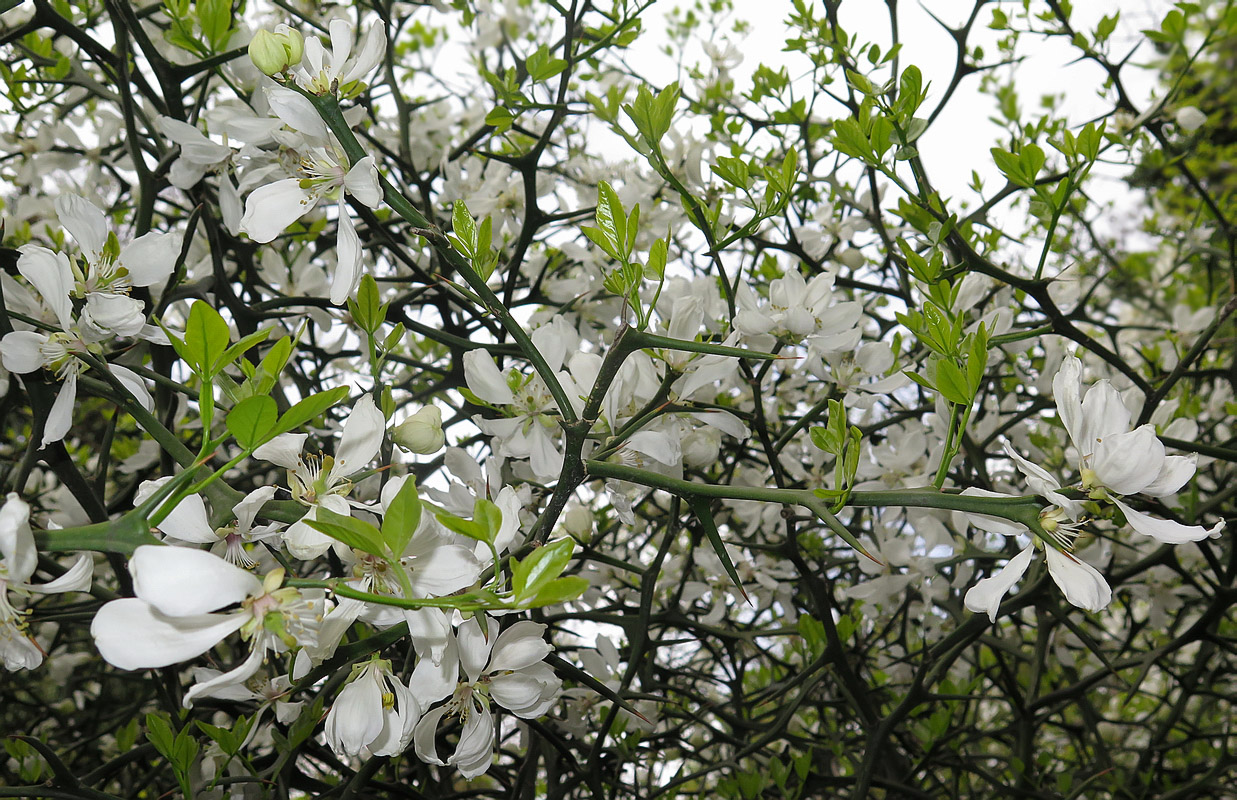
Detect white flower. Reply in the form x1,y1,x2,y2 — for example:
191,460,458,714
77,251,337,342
239,148,380,305
412,617,561,778
960,440,1110,620
324,658,420,758
90,545,319,706
1,494,93,670
1053,355,1223,542
254,394,385,559
291,19,386,96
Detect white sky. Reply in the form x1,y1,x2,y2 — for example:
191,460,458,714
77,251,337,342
624,0,1174,202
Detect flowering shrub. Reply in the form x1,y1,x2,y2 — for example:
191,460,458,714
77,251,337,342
0,0,1233,797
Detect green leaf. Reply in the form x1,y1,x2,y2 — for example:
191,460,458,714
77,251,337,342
350,274,384,334
381,478,422,557
256,336,293,393
273,387,350,437
217,327,272,374
935,360,971,405
226,395,278,450
436,511,488,543
485,106,514,132
450,200,478,258
645,236,668,280
687,498,749,604
595,180,626,257
306,507,385,557
512,536,575,600
582,225,620,260
474,498,503,543
528,575,589,606
182,300,231,376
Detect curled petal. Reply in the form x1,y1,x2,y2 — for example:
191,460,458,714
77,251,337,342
325,666,385,757
458,616,495,683
0,493,37,583
964,545,1035,622
42,373,77,448
111,365,155,412
412,704,450,766
1052,356,1083,448
959,488,1028,537
453,705,494,778
330,201,363,306
183,638,267,707
266,87,328,140
1044,547,1111,612
343,156,382,208
55,194,108,262
30,553,93,594
1111,497,1220,544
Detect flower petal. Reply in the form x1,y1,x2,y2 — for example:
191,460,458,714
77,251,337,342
54,194,107,263
1077,380,1131,456
964,545,1035,622
240,179,316,243
121,231,181,288
488,621,550,672
0,331,49,374
329,200,362,306
0,493,37,583
1091,425,1164,496
959,488,1028,536
1111,497,1220,544
335,394,384,474
18,246,75,331
1140,455,1197,498
266,87,329,140
343,156,381,208
1044,547,1111,612
91,598,246,670
412,704,449,766
463,349,515,405
130,544,261,616
42,373,77,448
31,553,93,593
254,432,307,469
183,638,267,707
457,616,495,683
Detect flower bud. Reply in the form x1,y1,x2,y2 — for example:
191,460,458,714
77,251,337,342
563,504,593,542
390,406,444,454
248,27,304,77
1174,105,1206,133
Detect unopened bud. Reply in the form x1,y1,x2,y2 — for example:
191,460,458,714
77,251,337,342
1174,105,1206,133
249,27,304,77
563,505,593,542
391,406,444,454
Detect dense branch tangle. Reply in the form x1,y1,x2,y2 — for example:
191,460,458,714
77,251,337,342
0,1,1233,799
